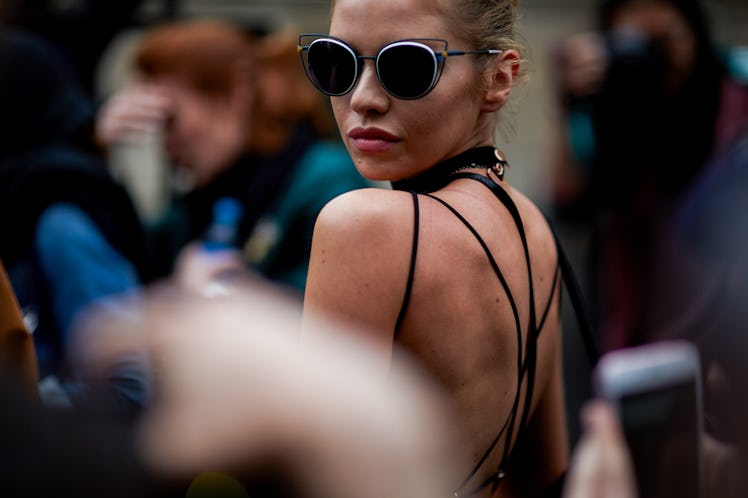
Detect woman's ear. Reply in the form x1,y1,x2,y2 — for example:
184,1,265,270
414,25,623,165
481,49,520,112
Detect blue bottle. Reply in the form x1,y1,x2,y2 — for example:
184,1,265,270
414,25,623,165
203,197,243,252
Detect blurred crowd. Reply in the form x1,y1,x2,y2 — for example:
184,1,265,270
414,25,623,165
0,0,746,497
550,0,748,495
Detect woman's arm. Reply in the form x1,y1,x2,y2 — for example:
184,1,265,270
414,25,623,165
301,188,415,362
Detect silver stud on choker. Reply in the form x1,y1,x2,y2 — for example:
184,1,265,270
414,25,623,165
487,148,509,182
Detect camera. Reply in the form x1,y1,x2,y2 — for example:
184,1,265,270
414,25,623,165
582,29,673,206
602,28,669,94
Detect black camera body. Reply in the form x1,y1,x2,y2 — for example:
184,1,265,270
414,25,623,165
603,28,669,94
583,29,675,207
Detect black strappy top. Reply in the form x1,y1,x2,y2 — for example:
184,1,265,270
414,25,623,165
391,147,562,497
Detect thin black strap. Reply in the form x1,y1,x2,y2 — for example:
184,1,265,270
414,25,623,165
545,219,600,365
424,194,523,357
425,194,525,497
451,171,599,365
451,173,541,452
394,191,420,335
520,266,561,390
538,266,562,334
426,190,536,496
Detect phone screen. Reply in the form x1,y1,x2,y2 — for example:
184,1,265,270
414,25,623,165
620,378,700,498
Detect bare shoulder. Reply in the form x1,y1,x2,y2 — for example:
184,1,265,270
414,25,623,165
305,187,418,339
314,187,414,239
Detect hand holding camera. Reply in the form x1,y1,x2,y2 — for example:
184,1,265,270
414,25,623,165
556,32,610,101
557,28,669,103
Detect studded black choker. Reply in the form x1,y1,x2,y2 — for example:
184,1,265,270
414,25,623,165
391,146,507,193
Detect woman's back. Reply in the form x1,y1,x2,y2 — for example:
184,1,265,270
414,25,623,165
397,177,565,497
306,172,566,497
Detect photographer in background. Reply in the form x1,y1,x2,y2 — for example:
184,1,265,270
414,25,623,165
551,2,748,493
550,0,748,352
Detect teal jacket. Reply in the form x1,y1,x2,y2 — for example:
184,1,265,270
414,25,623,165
149,132,371,295
243,140,371,292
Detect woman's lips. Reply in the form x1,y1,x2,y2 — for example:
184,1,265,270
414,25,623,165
348,127,400,153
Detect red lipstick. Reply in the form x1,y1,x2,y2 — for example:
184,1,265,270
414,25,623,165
348,127,400,153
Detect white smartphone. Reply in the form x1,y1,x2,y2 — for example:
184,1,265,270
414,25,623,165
594,340,704,498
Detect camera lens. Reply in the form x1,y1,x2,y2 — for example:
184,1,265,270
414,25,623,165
605,28,668,86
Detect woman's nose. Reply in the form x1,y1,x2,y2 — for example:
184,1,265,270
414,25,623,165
349,60,390,115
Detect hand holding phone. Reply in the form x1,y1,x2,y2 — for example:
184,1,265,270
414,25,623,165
594,340,704,498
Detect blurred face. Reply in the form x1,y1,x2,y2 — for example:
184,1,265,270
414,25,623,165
610,0,697,91
157,77,250,187
328,0,497,182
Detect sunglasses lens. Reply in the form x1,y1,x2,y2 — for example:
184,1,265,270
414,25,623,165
306,39,357,96
378,43,437,99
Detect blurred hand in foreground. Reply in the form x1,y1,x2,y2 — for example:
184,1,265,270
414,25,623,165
563,400,637,498
72,281,466,498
